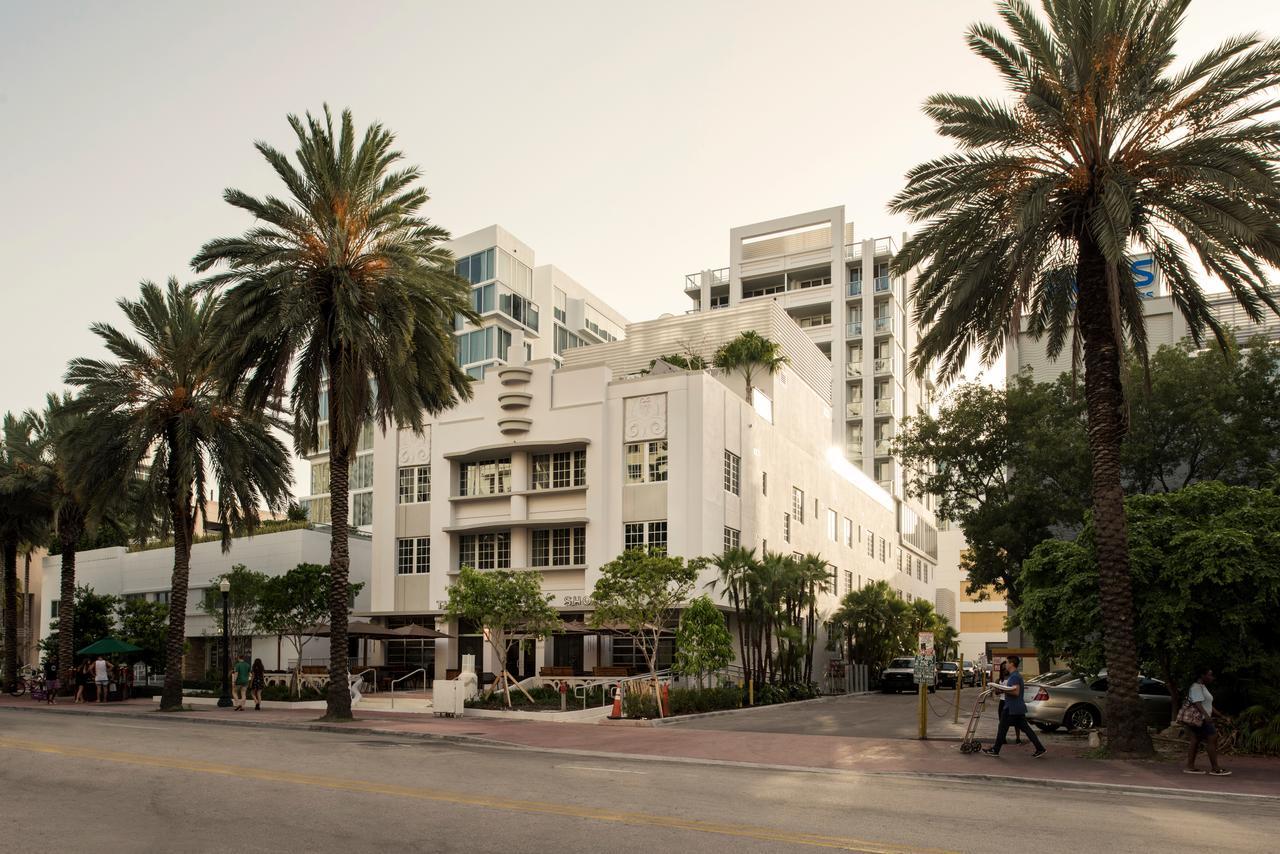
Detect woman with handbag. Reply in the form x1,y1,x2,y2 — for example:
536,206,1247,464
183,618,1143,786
1181,666,1230,776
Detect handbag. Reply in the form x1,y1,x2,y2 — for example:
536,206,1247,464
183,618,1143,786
1176,697,1206,727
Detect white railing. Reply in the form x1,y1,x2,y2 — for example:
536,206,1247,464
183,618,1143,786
873,357,891,374
847,281,862,298
390,668,428,708
874,316,893,334
846,322,863,336
354,668,377,693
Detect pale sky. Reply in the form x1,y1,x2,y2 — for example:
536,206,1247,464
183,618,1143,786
3,0,1276,495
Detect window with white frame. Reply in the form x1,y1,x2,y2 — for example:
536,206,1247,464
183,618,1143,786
458,532,511,570
352,492,373,526
458,458,512,496
723,450,740,495
396,537,430,574
351,455,374,490
843,517,854,548
532,450,587,490
623,520,667,555
723,526,740,552
531,526,586,567
826,509,837,542
792,487,804,523
783,513,791,543
844,570,853,595
398,465,431,504
624,441,668,484
867,532,875,557
879,536,887,562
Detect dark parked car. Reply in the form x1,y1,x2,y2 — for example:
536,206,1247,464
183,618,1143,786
1024,675,1171,731
936,661,975,688
880,657,936,693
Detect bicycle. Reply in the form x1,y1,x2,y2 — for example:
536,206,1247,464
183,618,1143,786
4,666,39,697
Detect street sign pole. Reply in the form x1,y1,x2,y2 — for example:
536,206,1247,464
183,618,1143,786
954,654,963,724
918,681,927,739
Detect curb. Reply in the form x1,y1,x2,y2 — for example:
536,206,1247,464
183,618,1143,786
2,705,1274,805
630,691,875,727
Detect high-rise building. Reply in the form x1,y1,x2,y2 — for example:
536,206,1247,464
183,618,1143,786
300,224,628,530
683,206,942,593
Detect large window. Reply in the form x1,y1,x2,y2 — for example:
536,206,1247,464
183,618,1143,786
532,450,587,490
611,635,673,670
624,441,668,484
458,458,512,497
723,450,740,495
350,455,374,490
531,526,586,567
352,493,373,526
458,532,511,570
456,325,512,367
310,461,330,495
723,526,740,552
397,537,430,574
399,465,431,504
623,521,667,555
792,487,805,523
456,248,496,284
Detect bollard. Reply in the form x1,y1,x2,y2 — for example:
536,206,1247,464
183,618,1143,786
954,655,963,725
918,681,928,739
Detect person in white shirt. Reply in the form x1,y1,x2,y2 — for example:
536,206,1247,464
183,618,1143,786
93,655,111,703
1184,666,1230,776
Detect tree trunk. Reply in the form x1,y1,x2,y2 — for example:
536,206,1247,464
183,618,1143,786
324,419,353,720
1076,234,1154,757
2,539,18,689
58,510,84,689
160,441,194,712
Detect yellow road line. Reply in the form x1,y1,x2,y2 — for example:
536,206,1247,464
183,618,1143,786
0,736,950,853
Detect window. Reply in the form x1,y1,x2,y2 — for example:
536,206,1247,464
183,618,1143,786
350,455,374,490
623,521,667,555
762,471,768,496
532,526,586,567
843,518,854,548
398,465,431,504
458,457,512,496
532,450,587,490
723,526,740,552
310,461,330,495
792,488,805,523
898,551,904,573
352,492,373,526
924,564,930,584
50,600,59,619
826,509,837,542
723,450,740,495
152,590,170,605
783,513,791,543
612,634,674,670
624,441,668,484
397,537,430,574
844,570,853,595
458,532,511,570
879,536,887,562
867,532,875,558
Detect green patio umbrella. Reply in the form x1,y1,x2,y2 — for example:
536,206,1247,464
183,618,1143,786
77,638,142,656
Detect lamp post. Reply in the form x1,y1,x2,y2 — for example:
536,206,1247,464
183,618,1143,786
217,578,232,708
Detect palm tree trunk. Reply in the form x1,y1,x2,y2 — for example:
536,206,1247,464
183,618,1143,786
160,445,193,712
57,509,83,689
324,409,353,721
1076,235,1153,757
2,539,18,689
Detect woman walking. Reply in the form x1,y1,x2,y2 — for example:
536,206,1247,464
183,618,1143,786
74,659,88,703
250,658,266,711
1183,666,1232,777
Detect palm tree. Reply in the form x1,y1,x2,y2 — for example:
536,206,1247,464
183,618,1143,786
712,331,788,403
191,107,476,721
890,0,1280,756
65,279,292,711
0,413,51,689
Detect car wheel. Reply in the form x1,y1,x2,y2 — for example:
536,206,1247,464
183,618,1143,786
1035,723,1060,733
880,687,892,694
1066,704,1101,731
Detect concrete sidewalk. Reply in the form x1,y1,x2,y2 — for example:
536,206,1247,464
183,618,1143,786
3,695,1276,800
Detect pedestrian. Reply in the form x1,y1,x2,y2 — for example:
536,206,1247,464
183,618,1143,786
232,654,251,711
43,656,59,704
1181,666,1232,777
994,660,1023,746
74,659,89,703
983,655,1046,758
251,658,266,711
93,655,111,703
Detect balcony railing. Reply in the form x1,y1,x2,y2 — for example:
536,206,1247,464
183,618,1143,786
845,401,863,418
846,362,862,379
846,321,863,336
847,281,862,298
873,276,891,293
874,439,892,455
874,316,893,335
877,480,893,491
873,357,891,374
874,398,895,416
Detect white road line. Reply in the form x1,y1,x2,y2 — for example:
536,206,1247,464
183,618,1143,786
559,765,648,775
89,723,168,731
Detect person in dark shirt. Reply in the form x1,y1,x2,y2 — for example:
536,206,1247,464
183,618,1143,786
43,656,59,704
983,655,1046,758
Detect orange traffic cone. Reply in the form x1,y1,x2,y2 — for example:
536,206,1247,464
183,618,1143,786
609,687,622,720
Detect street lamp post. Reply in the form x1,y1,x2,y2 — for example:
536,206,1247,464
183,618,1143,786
217,578,232,708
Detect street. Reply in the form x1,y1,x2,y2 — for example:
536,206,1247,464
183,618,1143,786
1,710,1276,853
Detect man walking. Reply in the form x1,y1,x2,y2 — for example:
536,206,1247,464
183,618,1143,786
232,654,251,711
983,655,1046,758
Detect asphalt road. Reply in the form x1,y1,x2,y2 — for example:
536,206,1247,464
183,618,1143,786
1,711,1276,854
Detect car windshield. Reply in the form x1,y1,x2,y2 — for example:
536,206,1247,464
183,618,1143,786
939,663,957,671
889,658,914,669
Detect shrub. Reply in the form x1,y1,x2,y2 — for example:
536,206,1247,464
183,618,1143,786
668,685,742,716
623,689,659,719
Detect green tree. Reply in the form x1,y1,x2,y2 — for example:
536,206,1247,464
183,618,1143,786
0,412,51,686
832,580,912,676
712,331,788,402
198,564,269,659
257,564,361,696
41,585,119,664
1018,481,1280,720
644,353,709,373
892,0,1280,756
444,567,560,708
592,550,702,716
64,279,293,710
192,107,476,721
705,547,758,684
116,598,169,670
673,596,734,688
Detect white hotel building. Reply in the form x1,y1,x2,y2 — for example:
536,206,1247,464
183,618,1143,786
347,300,930,681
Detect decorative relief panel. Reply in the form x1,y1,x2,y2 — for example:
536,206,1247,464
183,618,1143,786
397,426,431,466
624,394,667,442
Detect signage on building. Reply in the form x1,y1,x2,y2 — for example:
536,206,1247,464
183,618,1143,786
1130,254,1159,300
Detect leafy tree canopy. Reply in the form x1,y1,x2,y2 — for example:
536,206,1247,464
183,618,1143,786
673,595,734,687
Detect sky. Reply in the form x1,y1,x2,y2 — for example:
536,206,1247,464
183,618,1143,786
2,0,1277,495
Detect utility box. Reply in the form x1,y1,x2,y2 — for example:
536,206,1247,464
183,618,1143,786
433,680,466,717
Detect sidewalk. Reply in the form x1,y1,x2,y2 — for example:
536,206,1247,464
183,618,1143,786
3,695,1276,800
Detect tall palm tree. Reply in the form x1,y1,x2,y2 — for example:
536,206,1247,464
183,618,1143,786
65,279,292,710
192,107,476,720
0,413,51,689
890,0,1280,756
712,331,789,403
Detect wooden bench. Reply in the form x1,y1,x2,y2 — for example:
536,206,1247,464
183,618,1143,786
539,666,576,678
591,667,631,677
